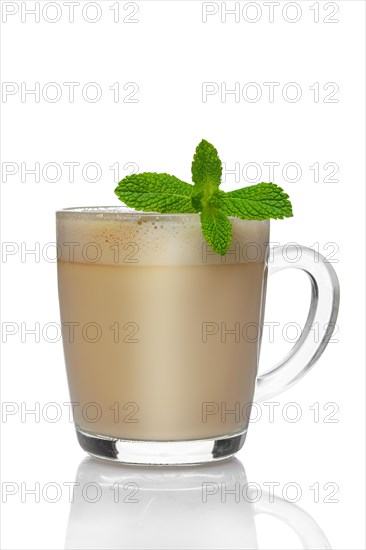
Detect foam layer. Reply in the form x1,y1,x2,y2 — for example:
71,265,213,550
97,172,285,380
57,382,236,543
56,206,270,265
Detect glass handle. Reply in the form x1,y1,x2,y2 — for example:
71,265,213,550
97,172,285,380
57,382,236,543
253,492,332,549
255,245,340,402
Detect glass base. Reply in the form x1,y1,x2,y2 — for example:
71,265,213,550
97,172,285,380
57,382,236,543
76,427,247,465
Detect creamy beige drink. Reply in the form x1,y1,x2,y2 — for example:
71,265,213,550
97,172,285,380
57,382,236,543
57,208,269,441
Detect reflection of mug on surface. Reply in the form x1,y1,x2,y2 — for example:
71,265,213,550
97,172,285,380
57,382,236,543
65,457,331,550
57,207,339,464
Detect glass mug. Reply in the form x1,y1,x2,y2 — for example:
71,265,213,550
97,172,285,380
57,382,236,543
56,207,340,465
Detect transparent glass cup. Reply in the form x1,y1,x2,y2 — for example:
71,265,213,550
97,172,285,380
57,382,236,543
56,207,340,465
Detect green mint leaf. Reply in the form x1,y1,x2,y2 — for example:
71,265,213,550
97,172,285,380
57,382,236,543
115,173,199,214
200,205,232,256
191,139,222,198
210,182,293,220
114,142,294,257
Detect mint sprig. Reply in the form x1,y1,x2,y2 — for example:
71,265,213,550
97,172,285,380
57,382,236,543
114,139,293,255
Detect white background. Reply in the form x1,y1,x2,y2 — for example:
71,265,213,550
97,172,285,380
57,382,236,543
1,1,365,548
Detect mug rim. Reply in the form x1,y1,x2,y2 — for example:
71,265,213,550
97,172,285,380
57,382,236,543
56,206,271,224
56,205,194,217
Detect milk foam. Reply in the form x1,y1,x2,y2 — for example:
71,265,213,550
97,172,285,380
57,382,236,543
56,206,270,265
